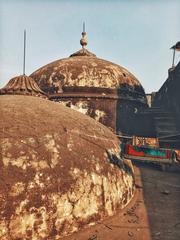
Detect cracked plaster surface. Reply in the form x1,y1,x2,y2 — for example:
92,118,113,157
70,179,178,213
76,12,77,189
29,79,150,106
0,95,135,239
30,56,144,93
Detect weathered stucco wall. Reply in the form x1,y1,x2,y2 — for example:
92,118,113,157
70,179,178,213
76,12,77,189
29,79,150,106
0,95,135,239
49,86,147,135
57,97,147,136
55,97,117,132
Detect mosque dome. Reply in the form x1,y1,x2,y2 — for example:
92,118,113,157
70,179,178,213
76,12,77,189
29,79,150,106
0,75,47,98
30,31,145,99
0,95,134,239
31,55,144,93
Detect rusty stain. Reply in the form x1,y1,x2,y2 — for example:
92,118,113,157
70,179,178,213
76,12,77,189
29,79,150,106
0,95,135,239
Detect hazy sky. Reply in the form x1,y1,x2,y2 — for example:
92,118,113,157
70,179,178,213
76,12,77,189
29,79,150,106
0,0,180,92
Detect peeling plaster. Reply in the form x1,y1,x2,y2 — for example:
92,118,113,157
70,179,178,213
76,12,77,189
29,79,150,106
0,95,135,239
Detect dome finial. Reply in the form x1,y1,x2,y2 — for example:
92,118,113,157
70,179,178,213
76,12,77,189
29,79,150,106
80,22,87,48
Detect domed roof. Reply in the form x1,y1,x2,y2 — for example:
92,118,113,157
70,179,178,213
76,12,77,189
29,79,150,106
0,95,134,239
0,74,47,98
30,32,144,95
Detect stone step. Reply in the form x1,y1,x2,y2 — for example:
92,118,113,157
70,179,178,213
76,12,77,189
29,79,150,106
160,139,180,142
148,106,180,145
157,128,179,133
155,120,176,128
156,121,176,127
153,112,172,115
158,132,180,138
142,112,173,117
146,108,169,112
157,132,180,138
154,116,175,120
156,128,178,134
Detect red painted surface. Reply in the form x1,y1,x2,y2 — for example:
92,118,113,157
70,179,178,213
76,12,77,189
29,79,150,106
124,144,172,159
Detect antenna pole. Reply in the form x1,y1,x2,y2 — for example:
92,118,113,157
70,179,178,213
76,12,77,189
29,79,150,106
23,30,26,75
172,48,175,68
83,22,85,32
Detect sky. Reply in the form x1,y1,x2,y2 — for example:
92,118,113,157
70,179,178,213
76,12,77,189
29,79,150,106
0,0,180,92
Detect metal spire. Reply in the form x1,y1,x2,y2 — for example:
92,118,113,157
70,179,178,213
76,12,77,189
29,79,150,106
80,22,87,48
172,48,176,68
23,29,26,75
83,21,85,32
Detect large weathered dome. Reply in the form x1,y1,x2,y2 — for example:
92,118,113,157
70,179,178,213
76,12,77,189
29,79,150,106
29,31,147,135
30,53,144,94
0,95,134,239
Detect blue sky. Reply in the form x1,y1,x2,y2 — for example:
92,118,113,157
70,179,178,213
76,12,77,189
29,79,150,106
0,0,179,92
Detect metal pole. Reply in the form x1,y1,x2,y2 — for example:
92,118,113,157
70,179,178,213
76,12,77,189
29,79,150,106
172,48,175,68
23,29,26,75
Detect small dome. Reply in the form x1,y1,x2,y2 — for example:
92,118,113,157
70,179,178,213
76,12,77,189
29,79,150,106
0,95,134,239
0,75,47,98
